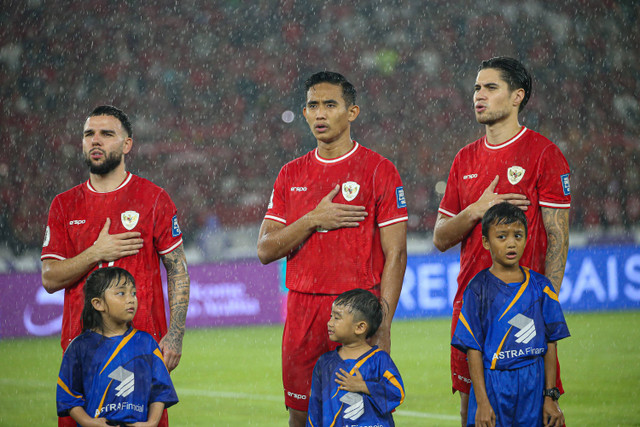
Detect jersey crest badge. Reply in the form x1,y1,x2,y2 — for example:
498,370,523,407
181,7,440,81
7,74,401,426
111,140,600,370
507,166,525,185
342,181,360,201
121,211,140,230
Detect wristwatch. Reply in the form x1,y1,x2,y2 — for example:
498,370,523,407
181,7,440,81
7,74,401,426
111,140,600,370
543,387,561,401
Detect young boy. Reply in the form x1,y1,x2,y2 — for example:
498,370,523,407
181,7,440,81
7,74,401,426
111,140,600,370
306,289,405,427
451,203,570,427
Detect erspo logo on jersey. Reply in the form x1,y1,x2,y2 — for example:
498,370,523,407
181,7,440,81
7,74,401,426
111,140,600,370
396,187,406,209
172,215,181,237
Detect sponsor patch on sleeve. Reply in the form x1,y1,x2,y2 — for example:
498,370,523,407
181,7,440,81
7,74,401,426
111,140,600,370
561,173,571,196
268,190,274,210
396,186,407,209
171,215,182,237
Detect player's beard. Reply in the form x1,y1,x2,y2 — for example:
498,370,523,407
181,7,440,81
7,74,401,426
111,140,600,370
475,105,511,126
84,150,124,175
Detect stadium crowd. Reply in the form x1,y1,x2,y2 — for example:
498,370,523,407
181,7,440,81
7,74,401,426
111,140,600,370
1,0,638,255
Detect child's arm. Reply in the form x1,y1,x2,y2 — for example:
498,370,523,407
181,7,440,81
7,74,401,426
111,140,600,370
543,342,564,427
69,407,109,427
467,349,495,427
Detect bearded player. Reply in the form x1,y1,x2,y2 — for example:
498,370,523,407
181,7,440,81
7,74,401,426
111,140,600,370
257,71,408,427
433,57,571,426
42,105,190,427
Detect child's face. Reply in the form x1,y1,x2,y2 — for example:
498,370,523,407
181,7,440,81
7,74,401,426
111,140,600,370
327,303,361,344
482,221,527,269
100,278,138,325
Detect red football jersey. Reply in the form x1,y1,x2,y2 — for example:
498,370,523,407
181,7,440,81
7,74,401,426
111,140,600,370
265,142,408,294
438,127,571,307
42,173,183,350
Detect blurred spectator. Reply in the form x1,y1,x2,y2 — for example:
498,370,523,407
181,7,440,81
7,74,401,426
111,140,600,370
0,0,638,255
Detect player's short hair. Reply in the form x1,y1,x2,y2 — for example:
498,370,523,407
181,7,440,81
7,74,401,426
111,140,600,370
304,71,357,107
478,57,532,113
88,105,133,137
333,289,384,339
82,267,136,332
481,202,528,238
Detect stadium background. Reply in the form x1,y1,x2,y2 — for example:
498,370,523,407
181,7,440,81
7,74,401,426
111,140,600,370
1,0,639,424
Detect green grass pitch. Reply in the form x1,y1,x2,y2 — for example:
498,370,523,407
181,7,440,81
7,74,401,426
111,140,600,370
1,311,639,426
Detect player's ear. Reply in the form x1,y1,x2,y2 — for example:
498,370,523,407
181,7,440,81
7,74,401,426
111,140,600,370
512,88,525,109
348,104,360,122
123,137,133,155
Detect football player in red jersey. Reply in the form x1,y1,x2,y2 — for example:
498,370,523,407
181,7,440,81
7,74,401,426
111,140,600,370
42,105,190,427
258,72,408,427
433,57,570,426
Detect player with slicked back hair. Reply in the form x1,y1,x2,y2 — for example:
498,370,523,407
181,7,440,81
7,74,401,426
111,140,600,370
433,57,571,426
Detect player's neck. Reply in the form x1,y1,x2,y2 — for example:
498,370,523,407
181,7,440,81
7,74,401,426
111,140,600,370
489,264,524,284
316,136,355,160
484,117,522,146
338,339,371,360
89,165,128,193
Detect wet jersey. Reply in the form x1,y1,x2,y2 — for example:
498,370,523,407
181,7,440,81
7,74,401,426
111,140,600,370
42,173,183,350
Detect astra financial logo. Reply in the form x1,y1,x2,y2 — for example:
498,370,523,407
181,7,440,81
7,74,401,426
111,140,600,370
508,313,536,344
109,366,135,397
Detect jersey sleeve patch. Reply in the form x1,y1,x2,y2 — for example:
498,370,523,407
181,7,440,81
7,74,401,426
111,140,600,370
171,215,181,237
396,186,406,209
561,173,571,196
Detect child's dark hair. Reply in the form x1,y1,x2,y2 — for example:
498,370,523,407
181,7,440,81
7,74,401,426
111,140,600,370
82,267,136,332
333,289,384,339
481,202,528,238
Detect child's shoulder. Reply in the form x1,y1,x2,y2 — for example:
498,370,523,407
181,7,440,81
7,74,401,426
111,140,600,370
131,328,160,345
525,267,553,288
466,268,493,291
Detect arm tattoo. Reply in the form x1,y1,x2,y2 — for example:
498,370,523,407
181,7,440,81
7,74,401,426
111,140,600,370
541,207,570,294
161,245,190,347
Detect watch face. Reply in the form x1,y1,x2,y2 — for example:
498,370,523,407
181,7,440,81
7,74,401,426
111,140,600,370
545,388,560,401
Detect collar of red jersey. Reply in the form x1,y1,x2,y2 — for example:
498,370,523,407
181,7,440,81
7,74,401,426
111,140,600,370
483,127,528,150
314,141,360,164
86,172,133,193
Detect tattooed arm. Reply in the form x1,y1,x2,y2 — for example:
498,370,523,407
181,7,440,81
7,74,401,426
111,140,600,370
159,244,190,372
541,207,570,294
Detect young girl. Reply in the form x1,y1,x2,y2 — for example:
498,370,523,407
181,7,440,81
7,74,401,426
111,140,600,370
57,267,178,427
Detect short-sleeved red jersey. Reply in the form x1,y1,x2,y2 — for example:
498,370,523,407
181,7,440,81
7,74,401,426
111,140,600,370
438,127,571,307
265,142,408,294
42,173,183,350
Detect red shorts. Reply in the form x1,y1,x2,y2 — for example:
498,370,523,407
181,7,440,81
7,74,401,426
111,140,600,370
450,304,564,395
282,288,380,412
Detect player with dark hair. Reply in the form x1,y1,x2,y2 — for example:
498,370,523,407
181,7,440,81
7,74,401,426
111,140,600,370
433,57,571,425
452,203,569,426
57,267,179,426
307,289,405,426
258,71,408,427
42,105,190,427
